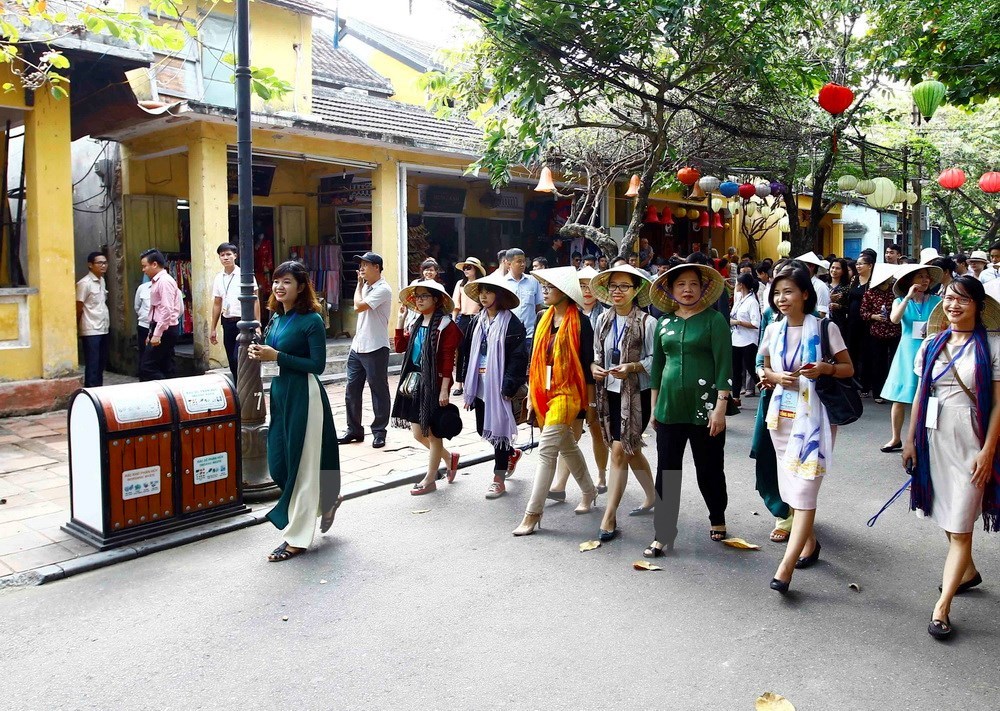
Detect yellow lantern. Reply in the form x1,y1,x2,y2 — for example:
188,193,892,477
865,177,897,209
906,191,919,205
894,189,907,204
856,179,876,195
673,207,687,219
837,175,858,191
802,174,814,189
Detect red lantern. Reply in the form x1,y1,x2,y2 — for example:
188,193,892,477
737,183,756,200
979,171,1000,194
660,206,674,225
818,82,854,115
712,212,724,229
643,204,661,224
697,211,710,228
677,167,701,186
937,168,967,191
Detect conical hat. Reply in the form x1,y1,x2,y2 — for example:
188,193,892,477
869,263,896,289
575,265,601,281
589,264,653,307
892,263,943,297
531,266,585,307
399,279,454,313
649,263,725,314
463,272,520,311
794,251,829,274
927,296,1000,335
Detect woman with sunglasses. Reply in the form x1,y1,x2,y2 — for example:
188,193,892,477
590,264,658,541
392,280,464,495
902,276,1000,639
451,257,485,397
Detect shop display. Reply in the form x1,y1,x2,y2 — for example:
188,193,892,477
290,244,343,310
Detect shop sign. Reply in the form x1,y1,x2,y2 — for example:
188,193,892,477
422,185,467,213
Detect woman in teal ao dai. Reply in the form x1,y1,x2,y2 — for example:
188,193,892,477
249,261,341,562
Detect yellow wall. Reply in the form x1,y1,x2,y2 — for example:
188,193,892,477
0,80,77,382
0,64,30,110
365,50,428,106
123,0,312,113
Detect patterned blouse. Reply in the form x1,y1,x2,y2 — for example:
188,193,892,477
860,285,901,340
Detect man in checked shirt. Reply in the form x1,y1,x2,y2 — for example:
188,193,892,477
138,248,181,382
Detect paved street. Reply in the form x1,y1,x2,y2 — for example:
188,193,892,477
1,401,997,710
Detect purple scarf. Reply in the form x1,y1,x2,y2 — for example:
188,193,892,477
911,326,1000,531
464,310,517,448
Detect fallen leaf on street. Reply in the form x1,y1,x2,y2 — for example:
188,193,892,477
849,583,861,592
755,691,795,711
319,579,328,585
411,509,431,514
579,540,601,552
281,616,289,622
722,537,761,550
632,560,662,571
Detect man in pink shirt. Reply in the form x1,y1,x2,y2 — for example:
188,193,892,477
138,249,181,381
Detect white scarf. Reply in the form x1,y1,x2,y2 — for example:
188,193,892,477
764,314,832,479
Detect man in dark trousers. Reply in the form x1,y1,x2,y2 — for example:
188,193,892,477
340,252,393,449
138,249,180,381
76,251,110,387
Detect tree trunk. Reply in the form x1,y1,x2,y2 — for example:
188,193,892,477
623,131,667,256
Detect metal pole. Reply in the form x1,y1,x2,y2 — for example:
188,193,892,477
706,192,713,255
235,0,276,499
900,144,909,256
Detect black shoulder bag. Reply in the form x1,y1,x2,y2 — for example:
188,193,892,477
814,318,863,426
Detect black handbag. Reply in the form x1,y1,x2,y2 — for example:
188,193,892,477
815,318,863,426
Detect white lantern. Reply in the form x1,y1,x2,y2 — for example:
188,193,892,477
728,200,741,214
894,189,907,204
755,183,771,198
759,205,772,219
776,240,792,257
906,191,919,205
744,201,758,217
779,217,791,233
837,175,859,191
856,179,876,195
698,175,721,193
802,174,814,189
772,207,787,221
710,197,724,212
865,177,897,209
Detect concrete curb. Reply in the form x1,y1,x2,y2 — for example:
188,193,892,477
0,438,537,589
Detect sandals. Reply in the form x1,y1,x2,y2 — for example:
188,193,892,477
448,452,460,483
643,541,670,558
320,495,345,534
928,617,953,639
769,527,790,543
410,481,437,496
710,528,727,542
880,442,902,453
267,542,306,562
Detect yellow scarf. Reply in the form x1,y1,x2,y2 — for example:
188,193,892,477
529,305,586,425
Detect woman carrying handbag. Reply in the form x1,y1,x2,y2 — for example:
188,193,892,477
392,280,464,496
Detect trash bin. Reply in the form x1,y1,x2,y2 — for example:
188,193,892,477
65,381,177,548
64,374,249,550
166,374,243,516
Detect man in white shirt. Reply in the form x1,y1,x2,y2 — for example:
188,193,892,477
342,252,392,449
209,242,260,382
980,243,1000,284
794,251,830,317
76,251,109,387
503,248,544,347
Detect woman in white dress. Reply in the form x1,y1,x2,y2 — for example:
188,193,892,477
902,275,1000,639
730,272,762,406
759,265,854,593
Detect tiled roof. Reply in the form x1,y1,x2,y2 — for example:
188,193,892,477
310,87,482,154
312,28,395,96
346,18,444,72
262,0,336,20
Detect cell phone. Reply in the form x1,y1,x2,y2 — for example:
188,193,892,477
800,363,815,370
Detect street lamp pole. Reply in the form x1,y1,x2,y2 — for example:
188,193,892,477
235,0,275,499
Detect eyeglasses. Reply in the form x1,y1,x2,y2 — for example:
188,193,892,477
943,295,972,306
608,284,634,292
541,285,555,293
413,293,435,300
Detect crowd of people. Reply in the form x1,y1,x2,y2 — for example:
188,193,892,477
75,237,1000,641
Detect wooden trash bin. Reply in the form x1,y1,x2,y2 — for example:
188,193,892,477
64,375,249,550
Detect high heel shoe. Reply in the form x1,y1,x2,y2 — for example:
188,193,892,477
575,490,597,514
512,513,542,536
769,577,790,594
643,541,672,558
546,490,566,502
629,504,655,516
598,527,619,542
795,541,821,569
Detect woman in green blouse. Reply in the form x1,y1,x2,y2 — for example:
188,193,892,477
249,261,342,562
644,261,732,557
